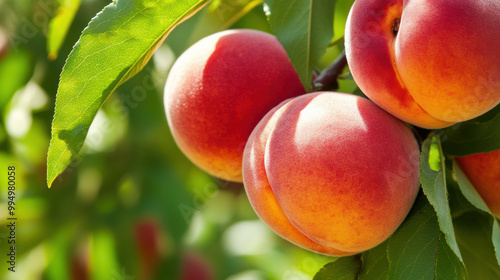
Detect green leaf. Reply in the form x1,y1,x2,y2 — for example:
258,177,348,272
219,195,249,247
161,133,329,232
454,212,500,280
332,0,355,43
387,194,468,280
92,229,121,280
45,225,75,280
312,241,389,279
207,0,263,30
177,0,263,51
263,0,335,90
359,241,389,280
0,49,33,111
314,255,361,280
452,161,490,213
47,0,83,60
446,165,477,218
420,133,463,262
46,0,210,188
453,161,500,266
440,105,500,156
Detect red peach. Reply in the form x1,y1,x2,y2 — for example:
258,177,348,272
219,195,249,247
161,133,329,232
345,0,500,128
456,149,500,218
164,29,305,182
134,219,167,280
180,251,214,280
243,92,420,255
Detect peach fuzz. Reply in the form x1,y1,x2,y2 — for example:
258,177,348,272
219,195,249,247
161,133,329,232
164,29,305,182
243,92,420,255
456,149,500,218
345,0,500,129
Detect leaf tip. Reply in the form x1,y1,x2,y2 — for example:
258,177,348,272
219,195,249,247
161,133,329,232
46,170,56,189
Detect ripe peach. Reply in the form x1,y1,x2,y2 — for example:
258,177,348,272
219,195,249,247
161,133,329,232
456,149,500,218
164,29,305,182
180,251,214,280
345,0,500,129
134,219,167,280
243,92,420,255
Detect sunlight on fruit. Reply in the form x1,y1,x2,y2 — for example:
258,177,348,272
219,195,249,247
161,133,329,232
222,220,274,256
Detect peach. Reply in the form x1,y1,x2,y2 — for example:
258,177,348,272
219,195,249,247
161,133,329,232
134,219,162,264
243,92,420,255
134,219,169,280
181,251,214,280
164,29,305,182
345,0,500,129
456,149,500,218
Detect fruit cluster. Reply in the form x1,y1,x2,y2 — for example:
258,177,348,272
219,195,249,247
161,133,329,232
163,0,500,256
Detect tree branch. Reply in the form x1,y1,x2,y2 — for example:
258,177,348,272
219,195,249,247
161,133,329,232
312,50,347,91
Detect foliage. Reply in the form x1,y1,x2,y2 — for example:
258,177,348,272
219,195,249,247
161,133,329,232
1,0,499,279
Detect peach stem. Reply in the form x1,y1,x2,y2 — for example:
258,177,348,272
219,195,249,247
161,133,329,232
313,50,348,91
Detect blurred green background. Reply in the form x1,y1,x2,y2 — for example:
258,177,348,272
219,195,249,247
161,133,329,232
0,0,355,279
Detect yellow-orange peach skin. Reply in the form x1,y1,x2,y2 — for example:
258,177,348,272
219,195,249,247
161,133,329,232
164,29,305,182
456,149,500,218
243,92,420,255
345,0,500,129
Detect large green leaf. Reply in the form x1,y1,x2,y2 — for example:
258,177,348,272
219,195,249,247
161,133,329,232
440,104,500,156
314,255,361,280
453,161,500,266
420,134,463,262
46,0,210,187
263,0,335,90
313,241,390,280
387,194,468,280
358,241,389,280
47,0,83,60
454,212,500,280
